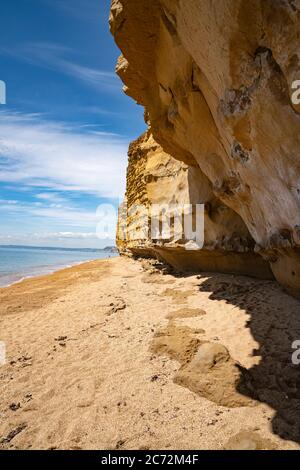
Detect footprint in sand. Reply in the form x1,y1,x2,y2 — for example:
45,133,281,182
162,289,195,304
224,430,276,450
150,324,205,364
141,273,176,285
151,322,254,408
174,342,254,408
66,378,96,408
0,423,27,447
106,298,126,315
167,308,206,320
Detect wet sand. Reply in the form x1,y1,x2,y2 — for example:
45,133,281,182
1,256,300,450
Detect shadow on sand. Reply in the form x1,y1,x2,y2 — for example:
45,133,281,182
198,275,300,443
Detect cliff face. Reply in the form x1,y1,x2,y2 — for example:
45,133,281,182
111,0,300,297
117,131,272,278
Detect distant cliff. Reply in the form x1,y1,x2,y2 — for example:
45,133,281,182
111,0,300,297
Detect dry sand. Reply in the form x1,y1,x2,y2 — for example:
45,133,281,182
1,256,300,450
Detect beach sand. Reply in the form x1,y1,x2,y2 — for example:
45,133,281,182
1,256,300,450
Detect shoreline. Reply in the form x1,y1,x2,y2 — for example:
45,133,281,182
0,255,118,289
1,256,300,449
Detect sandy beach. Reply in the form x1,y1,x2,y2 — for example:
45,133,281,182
1,256,300,450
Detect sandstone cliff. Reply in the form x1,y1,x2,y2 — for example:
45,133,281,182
111,0,300,297
117,131,272,278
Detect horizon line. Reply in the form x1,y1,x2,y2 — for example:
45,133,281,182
0,244,117,252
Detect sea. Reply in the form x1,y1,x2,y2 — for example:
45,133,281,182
0,245,118,288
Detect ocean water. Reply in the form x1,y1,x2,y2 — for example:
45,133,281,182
0,245,118,288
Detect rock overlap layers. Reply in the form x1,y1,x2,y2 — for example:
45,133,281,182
111,0,300,297
117,131,272,278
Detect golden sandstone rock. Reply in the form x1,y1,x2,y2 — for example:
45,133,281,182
112,0,300,297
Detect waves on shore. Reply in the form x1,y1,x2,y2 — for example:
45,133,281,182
0,245,118,288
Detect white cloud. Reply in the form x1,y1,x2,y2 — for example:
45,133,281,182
0,199,18,205
41,0,103,24
82,106,124,117
0,110,128,198
0,231,116,249
2,232,99,240
51,232,98,239
0,42,120,92
30,206,100,226
35,192,67,204
0,194,119,242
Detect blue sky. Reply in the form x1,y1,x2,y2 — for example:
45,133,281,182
0,0,145,248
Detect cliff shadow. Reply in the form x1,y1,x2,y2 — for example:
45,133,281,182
198,275,300,443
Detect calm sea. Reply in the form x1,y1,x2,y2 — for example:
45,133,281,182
0,245,118,288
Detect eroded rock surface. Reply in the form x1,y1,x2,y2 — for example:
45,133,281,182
111,0,300,296
117,132,272,279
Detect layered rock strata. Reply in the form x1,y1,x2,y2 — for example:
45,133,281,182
117,132,272,279
111,0,300,296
